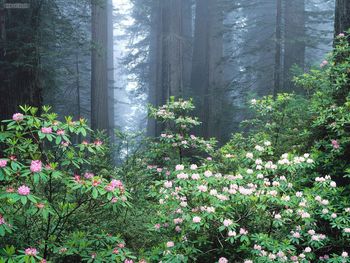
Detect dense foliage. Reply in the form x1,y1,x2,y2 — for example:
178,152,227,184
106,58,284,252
1,34,350,263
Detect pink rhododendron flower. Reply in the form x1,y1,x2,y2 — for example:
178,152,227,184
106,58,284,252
111,197,118,203
113,248,119,254
191,173,200,180
110,179,123,188
193,216,201,223
74,175,81,183
228,230,236,237
175,164,184,171
94,140,103,146
177,173,188,179
320,60,328,68
12,113,24,121
0,159,7,168
84,172,94,179
18,185,30,196
223,219,233,227
25,248,38,256
41,127,52,134
166,241,174,248
164,181,172,188
204,170,213,177
197,185,208,192
57,129,65,135
61,141,69,147
0,214,5,225
36,203,45,209
59,247,67,253
105,184,115,192
118,243,125,248
338,33,345,37
124,260,133,263
92,180,101,186
6,187,14,193
190,164,198,170
331,139,340,149
218,257,228,263
239,228,248,235
30,160,42,173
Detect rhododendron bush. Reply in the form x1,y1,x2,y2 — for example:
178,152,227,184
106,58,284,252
141,99,350,262
0,35,350,263
0,106,135,262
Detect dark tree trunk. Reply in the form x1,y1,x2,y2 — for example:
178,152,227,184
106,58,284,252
107,0,115,138
190,0,224,139
334,0,350,42
147,0,192,136
91,0,109,131
0,1,43,120
283,0,305,93
273,0,282,98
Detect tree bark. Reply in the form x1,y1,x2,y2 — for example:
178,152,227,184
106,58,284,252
334,0,350,41
107,0,115,137
147,0,192,136
91,0,109,131
273,0,282,98
190,0,224,139
283,0,305,93
0,1,43,120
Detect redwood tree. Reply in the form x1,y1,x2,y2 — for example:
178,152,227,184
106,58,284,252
91,0,109,131
334,0,350,39
283,0,306,93
147,0,192,136
190,0,224,139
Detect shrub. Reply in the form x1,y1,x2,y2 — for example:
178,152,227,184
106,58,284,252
0,106,134,262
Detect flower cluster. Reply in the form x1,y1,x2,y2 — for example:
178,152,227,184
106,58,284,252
149,141,349,262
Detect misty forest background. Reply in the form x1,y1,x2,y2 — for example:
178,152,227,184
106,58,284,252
1,0,347,145
2,0,350,262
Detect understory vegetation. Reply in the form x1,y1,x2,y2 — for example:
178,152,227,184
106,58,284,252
1,35,350,263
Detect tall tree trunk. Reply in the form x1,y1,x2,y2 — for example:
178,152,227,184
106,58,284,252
334,0,350,41
147,0,162,137
147,0,191,136
0,1,43,120
91,0,109,131
273,0,282,98
107,0,115,137
190,0,224,139
283,0,305,93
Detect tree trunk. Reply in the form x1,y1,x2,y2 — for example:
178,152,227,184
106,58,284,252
91,0,109,131
334,0,350,41
273,0,282,98
107,0,115,137
0,1,43,120
283,0,305,93
190,0,224,139
147,0,191,136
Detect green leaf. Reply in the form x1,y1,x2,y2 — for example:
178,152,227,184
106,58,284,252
92,188,98,199
20,196,27,205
